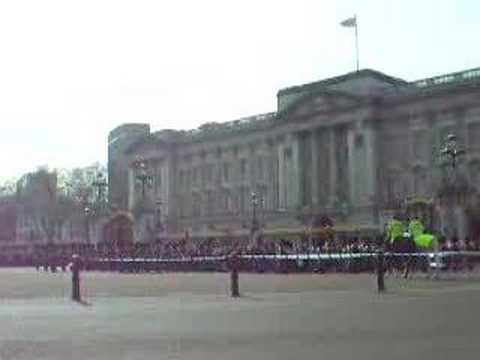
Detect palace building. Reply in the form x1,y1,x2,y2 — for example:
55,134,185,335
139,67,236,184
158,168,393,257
108,67,480,244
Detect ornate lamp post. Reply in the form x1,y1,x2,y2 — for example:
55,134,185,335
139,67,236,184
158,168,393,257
440,134,466,170
155,198,163,231
251,192,260,235
134,158,153,200
84,206,92,244
438,134,467,204
437,134,468,239
92,172,108,204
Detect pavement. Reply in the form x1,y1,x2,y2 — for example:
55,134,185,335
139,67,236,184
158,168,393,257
1,269,480,360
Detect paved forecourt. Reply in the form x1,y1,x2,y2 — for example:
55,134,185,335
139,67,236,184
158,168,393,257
1,269,480,360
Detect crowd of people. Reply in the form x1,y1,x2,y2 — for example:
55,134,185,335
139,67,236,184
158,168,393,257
19,233,478,274
90,236,381,260
439,237,479,252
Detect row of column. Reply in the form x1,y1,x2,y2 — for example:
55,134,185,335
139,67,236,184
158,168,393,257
283,124,376,212
174,124,377,222
282,128,339,210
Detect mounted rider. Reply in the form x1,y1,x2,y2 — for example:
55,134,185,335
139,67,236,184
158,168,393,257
387,216,416,278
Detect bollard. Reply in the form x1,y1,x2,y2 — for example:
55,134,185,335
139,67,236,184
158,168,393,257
377,249,386,293
229,253,240,298
71,254,82,302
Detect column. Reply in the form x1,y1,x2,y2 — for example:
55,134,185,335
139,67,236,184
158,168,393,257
127,167,136,211
162,164,169,216
347,130,356,203
347,126,376,205
249,144,256,190
269,140,278,210
364,127,377,203
277,143,285,209
328,128,338,206
311,129,319,209
289,133,301,209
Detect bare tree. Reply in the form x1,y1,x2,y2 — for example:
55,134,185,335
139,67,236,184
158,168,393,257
0,177,18,197
17,168,76,243
58,163,107,205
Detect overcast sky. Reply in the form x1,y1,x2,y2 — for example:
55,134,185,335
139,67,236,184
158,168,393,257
0,0,478,181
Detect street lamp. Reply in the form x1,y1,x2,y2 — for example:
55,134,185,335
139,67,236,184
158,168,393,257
134,157,153,200
251,192,260,235
155,198,163,231
92,172,108,203
437,133,467,237
84,206,92,244
440,134,466,170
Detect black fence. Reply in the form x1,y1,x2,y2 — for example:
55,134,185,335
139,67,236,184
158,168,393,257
3,251,480,274
84,251,480,274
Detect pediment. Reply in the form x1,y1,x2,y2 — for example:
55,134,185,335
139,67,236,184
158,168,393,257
287,90,362,118
277,69,407,113
327,75,404,96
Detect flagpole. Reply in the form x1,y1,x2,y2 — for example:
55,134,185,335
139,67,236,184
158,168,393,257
354,15,359,72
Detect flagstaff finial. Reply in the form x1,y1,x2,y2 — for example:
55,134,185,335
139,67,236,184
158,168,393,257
340,15,359,72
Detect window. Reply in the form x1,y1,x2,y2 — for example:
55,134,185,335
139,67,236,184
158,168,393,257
257,157,264,181
468,122,480,153
240,159,247,178
193,194,201,216
201,166,207,186
206,164,214,184
155,167,162,193
469,161,480,189
413,130,429,161
193,168,199,186
354,134,364,148
224,191,232,212
413,167,428,196
239,187,248,213
223,163,230,182
178,170,184,189
206,191,215,215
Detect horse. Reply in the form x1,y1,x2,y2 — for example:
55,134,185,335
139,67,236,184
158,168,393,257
387,219,416,278
409,220,440,278
388,232,417,278
388,219,440,279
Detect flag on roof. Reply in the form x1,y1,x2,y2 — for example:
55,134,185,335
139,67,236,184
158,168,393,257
340,16,356,27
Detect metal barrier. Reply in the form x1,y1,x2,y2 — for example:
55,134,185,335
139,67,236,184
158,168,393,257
86,251,480,274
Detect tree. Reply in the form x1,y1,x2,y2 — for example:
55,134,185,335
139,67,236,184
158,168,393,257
58,163,107,204
17,168,76,243
0,177,18,197
11,163,108,244
0,191,17,243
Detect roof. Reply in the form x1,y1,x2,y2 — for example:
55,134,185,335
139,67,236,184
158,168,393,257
411,66,480,88
178,112,276,143
276,87,368,119
277,69,408,97
118,66,480,150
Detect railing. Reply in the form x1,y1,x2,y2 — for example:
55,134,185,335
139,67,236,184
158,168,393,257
5,250,480,274
180,112,276,142
412,67,480,88
84,251,480,274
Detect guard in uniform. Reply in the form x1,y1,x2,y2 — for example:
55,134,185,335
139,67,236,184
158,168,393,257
71,254,82,302
228,252,240,297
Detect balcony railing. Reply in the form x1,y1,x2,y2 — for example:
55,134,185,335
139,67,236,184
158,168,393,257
412,67,480,88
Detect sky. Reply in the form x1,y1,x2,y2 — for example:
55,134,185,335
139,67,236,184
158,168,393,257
0,0,479,181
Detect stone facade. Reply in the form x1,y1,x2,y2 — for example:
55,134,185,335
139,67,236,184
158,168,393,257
0,198,17,243
108,68,480,242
